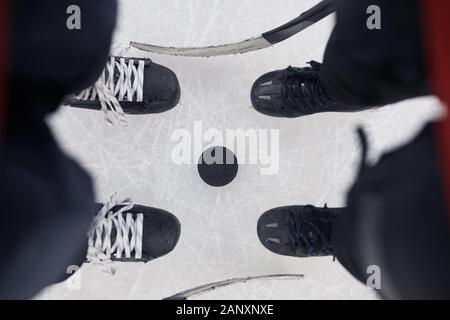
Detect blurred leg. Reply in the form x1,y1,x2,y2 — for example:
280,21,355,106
321,0,428,107
0,0,7,139
0,108,95,299
8,0,118,113
0,0,117,299
332,125,450,299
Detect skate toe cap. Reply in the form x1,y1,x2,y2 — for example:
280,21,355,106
257,207,298,257
250,71,287,118
140,207,181,261
143,62,181,113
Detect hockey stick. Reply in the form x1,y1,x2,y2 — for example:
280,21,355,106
130,0,336,57
163,274,305,300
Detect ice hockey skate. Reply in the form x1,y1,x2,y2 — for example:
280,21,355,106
86,194,181,273
257,205,343,257
64,56,181,124
251,61,349,118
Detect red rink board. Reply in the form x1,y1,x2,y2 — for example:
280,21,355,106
423,0,450,221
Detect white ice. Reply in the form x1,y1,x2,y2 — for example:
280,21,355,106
38,0,441,300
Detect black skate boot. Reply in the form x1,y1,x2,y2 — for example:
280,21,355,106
86,194,181,273
257,205,343,257
64,56,181,124
251,61,347,118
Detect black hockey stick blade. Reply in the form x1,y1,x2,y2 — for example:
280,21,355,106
163,274,305,300
130,0,336,57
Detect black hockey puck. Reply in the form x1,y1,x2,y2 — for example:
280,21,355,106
198,146,238,187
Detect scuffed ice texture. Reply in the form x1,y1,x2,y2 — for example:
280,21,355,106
38,0,441,300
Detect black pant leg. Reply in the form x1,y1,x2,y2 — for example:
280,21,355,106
0,108,95,300
331,208,368,285
320,0,428,107
0,0,118,299
9,0,118,113
332,125,450,299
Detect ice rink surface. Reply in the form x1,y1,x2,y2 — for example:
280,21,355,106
38,0,441,300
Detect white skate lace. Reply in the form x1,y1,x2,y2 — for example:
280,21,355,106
77,56,145,125
87,194,144,274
